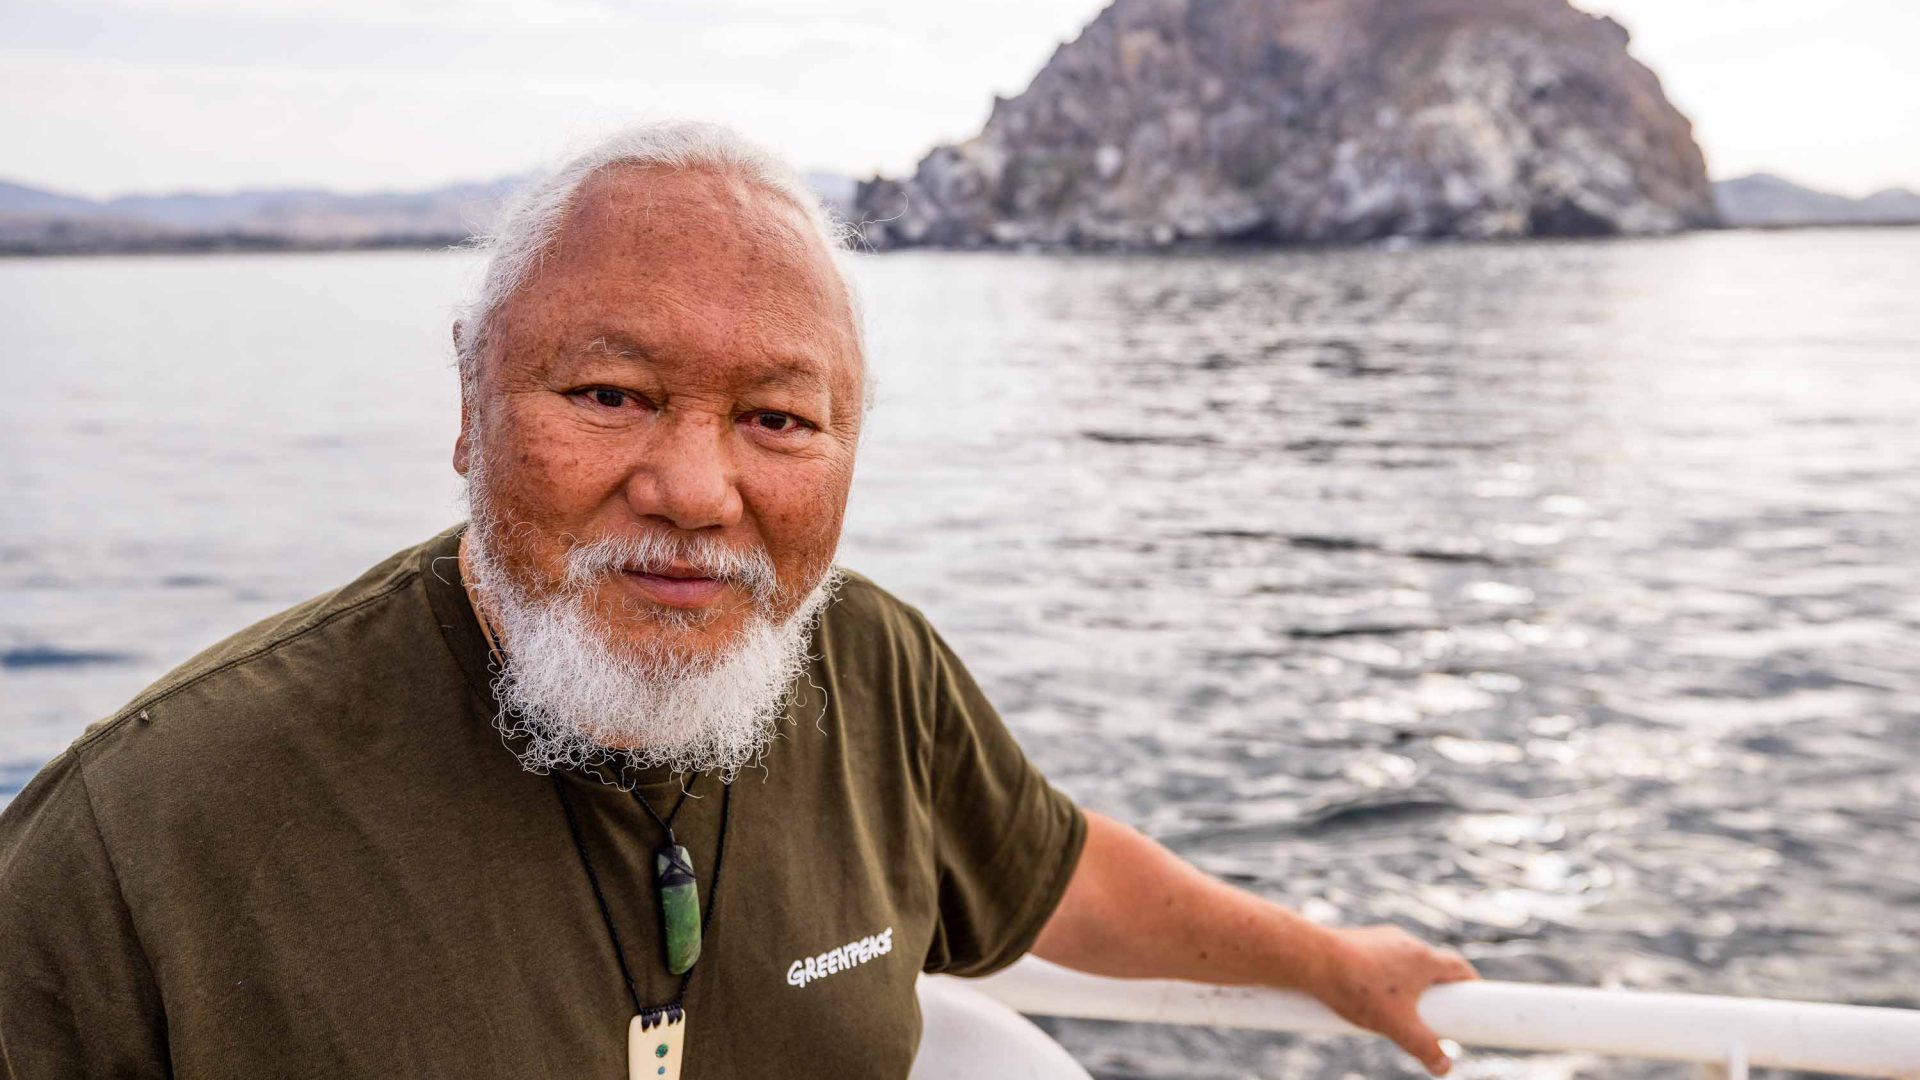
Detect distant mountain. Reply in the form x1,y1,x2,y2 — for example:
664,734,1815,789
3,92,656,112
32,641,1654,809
0,176,525,254
803,171,857,218
106,179,525,234
1714,173,1920,227
1859,187,1920,220
0,170,861,255
0,180,102,218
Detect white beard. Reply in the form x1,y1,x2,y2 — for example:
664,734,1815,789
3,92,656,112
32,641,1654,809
462,510,837,781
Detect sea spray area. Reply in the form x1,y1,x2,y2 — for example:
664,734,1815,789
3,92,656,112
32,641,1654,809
2,228,1916,1077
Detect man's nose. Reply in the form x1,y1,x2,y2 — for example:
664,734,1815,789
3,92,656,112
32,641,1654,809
625,412,744,531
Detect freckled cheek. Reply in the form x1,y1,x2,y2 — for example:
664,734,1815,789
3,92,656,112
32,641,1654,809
495,414,634,520
739,459,853,573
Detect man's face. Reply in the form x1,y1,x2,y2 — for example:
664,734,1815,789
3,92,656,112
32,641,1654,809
457,165,862,661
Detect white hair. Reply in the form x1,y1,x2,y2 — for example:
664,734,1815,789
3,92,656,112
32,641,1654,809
455,119,863,397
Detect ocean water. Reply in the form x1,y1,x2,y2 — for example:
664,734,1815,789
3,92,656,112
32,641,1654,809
2,229,1917,1078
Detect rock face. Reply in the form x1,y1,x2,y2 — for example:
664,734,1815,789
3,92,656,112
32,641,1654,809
854,0,1716,248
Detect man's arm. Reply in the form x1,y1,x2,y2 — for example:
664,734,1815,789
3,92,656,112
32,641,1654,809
1032,809,1477,1076
0,754,170,1079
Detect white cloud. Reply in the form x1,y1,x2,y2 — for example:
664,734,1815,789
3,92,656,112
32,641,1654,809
1578,0,1920,195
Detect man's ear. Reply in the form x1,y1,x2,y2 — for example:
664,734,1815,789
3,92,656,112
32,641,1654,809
452,321,472,477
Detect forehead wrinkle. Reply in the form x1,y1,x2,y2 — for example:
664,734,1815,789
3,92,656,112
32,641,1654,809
516,166,862,397
569,167,842,322
569,327,832,397
743,362,828,391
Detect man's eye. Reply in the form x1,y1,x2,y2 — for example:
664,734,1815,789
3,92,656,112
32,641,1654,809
751,411,799,432
590,388,627,408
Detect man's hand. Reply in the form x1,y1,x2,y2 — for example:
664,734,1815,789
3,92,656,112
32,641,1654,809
1310,924,1479,1076
1035,811,1482,1076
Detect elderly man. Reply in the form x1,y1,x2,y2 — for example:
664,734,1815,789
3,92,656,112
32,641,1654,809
0,122,1474,1079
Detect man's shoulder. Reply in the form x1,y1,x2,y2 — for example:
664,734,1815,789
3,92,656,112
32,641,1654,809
813,569,982,706
822,568,917,621
71,527,461,759
817,569,941,650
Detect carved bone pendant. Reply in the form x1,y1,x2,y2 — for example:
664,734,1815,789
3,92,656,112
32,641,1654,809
628,1007,686,1080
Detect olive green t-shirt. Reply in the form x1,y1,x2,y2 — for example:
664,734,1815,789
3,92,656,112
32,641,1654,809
0,526,1086,1079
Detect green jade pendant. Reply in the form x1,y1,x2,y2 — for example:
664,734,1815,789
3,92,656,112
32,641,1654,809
654,844,702,975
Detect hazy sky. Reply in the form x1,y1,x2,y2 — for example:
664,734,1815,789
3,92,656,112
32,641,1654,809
5,0,1916,199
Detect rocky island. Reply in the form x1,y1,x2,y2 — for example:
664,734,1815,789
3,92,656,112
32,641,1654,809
854,0,1718,249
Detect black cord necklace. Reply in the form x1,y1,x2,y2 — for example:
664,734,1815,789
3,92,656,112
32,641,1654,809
553,772,733,1080
467,564,732,1079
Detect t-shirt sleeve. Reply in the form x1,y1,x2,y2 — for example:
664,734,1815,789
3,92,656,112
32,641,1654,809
0,751,168,1079
917,621,1086,978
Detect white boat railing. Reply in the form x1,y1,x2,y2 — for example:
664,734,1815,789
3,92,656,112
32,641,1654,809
970,958,1920,1079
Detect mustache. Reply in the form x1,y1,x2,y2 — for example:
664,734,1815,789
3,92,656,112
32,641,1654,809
562,531,781,604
